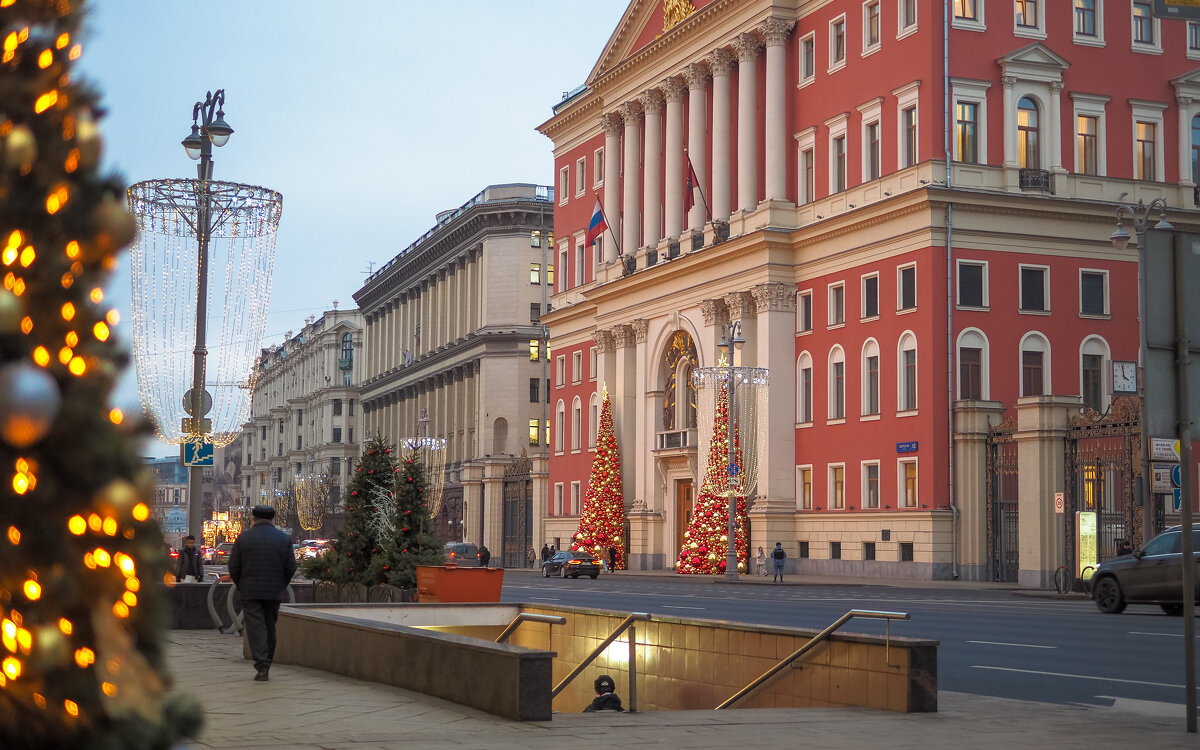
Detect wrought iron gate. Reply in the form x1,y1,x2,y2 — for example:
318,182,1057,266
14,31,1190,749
986,415,1019,583
1063,398,1141,567
501,452,533,568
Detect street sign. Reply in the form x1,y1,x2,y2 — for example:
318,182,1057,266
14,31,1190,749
1152,463,1177,493
1175,488,1184,511
1173,464,1184,488
1153,0,1200,20
896,441,918,453
181,388,213,417
182,439,214,467
1151,437,1182,463
1054,492,1064,514
1142,230,1200,438
728,463,739,476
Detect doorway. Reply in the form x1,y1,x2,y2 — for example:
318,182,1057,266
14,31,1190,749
674,478,694,567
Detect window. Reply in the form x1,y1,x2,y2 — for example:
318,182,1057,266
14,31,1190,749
570,482,581,515
831,542,843,559
558,244,569,292
594,147,605,187
960,346,983,400
558,166,569,203
862,339,881,416
590,347,598,380
1194,114,1200,181
1020,265,1049,312
900,542,914,561
832,135,847,192
575,157,586,196
555,355,565,387
798,352,814,423
1015,0,1041,32
898,459,917,507
348,427,353,443
1017,96,1040,169
829,464,846,509
572,351,582,383
1077,115,1098,174
330,457,341,477
797,466,813,510
589,393,599,448
1190,21,1200,55
828,282,845,326
864,542,877,560
1021,334,1049,396
829,346,846,420
955,102,980,163
797,290,813,332
530,303,541,323
530,263,541,284
530,339,541,362
1082,352,1104,412
955,0,977,19
1136,120,1156,180
348,399,354,416
957,260,987,308
898,333,917,411
1132,2,1156,47
800,33,816,84
296,409,303,426
862,273,879,319
899,0,917,32
1080,270,1108,316
830,16,847,69
554,401,565,452
295,434,302,449
341,333,353,362
897,264,916,311
529,418,540,446
575,240,585,286
902,106,918,167
863,1,881,51
863,462,880,509
529,378,539,404
1075,0,1096,36
332,427,342,443
546,263,554,287
797,126,816,203
864,120,881,180
332,399,342,416
553,483,564,515
531,230,543,248
571,397,582,451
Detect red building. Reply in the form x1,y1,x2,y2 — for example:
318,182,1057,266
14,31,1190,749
537,0,1198,585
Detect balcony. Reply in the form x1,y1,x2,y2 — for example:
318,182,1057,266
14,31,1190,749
1018,168,1051,193
655,428,696,452
338,358,353,370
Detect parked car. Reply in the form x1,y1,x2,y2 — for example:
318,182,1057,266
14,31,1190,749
1092,526,1200,614
211,542,234,565
201,544,215,562
444,542,478,564
541,550,602,579
296,539,332,559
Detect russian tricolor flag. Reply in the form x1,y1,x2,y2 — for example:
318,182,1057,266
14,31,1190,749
585,198,608,246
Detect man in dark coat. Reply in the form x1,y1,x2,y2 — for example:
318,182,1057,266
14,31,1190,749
582,674,625,712
176,534,204,582
541,543,551,562
478,545,491,567
228,505,296,681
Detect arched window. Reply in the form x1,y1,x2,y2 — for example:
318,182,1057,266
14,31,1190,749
861,339,880,416
1018,96,1040,169
1080,336,1110,413
662,331,699,430
1020,332,1050,397
797,352,814,423
956,328,990,400
897,332,918,411
589,392,600,448
1192,114,1200,182
554,400,565,453
828,346,846,420
571,396,582,451
492,418,508,454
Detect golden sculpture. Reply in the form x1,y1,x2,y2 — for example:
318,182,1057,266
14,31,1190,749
664,0,696,31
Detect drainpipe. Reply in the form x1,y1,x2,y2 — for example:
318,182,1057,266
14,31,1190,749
540,202,550,548
944,0,959,579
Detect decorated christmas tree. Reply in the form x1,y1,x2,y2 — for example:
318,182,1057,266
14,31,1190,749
570,386,625,569
375,448,443,589
0,1,203,746
676,383,749,574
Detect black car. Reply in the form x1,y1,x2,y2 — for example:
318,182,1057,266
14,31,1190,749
1092,526,1200,614
541,550,602,579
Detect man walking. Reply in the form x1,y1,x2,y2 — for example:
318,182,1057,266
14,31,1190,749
176,534,204,582
228,505,296,682
770,542,787,582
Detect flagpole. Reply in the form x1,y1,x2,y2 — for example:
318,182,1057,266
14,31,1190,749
685,149,712,223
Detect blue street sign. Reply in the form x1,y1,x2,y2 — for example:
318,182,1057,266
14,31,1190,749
728,464,739,476
896,441,918,453
1172,464,1182,488
183,439,214,467
1174,488,1183,511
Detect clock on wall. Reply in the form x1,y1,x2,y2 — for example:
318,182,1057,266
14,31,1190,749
1111,360,1138,394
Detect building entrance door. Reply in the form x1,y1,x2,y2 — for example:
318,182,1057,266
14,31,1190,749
674,478,694,567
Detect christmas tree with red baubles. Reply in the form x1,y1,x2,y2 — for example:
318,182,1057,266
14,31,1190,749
570,386,625,569
676,382,748,574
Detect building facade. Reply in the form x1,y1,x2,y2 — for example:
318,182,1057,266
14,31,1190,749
538,0,1198,585
242,307,364,537
353,184,555,567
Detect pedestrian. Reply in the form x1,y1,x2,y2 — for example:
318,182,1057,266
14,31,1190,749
582,674,626,712
176,534,204,583
771,542,787,582
541,543,551,561
755,546,767,577
479,545,491,567
526,547,536,568
607,545,618,572
228,505,297,682
549,544,556,556
1116,538,1133,556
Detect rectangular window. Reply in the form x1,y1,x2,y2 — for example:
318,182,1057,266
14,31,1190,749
799,365,813,423
531,230,543,248
530,303,541,323
559,246,569,292
296,409,303,426
1022,350,1045,396
955,102,979,163
1075,0,1096,36
594,147,604,186
1080,270,1107,316
901,0,917,29
529,377,539,404
530,263,541,284
954,0,977,19
572,351,583,384
546,264,554,287
898,265,916,310
801,148,815,203
800,541,811,558
348,399,354,416
831,541,842,559
866,355,880,415
864,462,880,509
832,361,846,419
830,17,846,67
902,106,918,167
900,542,914,561
589,347,598,380
555,355,565,387
830,465,846,509
864,542,877,561
330,457,341,477
833,135,847,191
1133,2,1153,45
1016,0,1038,28
798,466,813,510
529,339,540,362
800,33,816,83
798,290,813,332
1020,266,1048,312
958,260,986,307
862,274,879,319
829,283,845,326
899,460,918,507
558,166,569,203
553,483,564,515
332,399,342,417
902,348,917,410
529,419,540,446
295,435,302,450
332,427,342,444
348,427,353,443
1082,353,1104,412
1077,115,1098,174
570,482,581,515
865,121,880,180
1190,21,1200,52
575,157,586,196
864,1,881,49
960,347,983,400
1136,121,1156,181
575,241,585,286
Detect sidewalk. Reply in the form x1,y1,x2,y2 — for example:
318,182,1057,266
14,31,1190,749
168,625,1190,749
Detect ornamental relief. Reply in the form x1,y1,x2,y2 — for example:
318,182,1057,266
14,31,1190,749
663,0,696,32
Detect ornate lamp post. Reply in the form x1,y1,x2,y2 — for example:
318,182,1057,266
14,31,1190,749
719,322,745,580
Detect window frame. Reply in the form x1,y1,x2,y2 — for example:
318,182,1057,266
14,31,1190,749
798,351,814,424
1079,268,1109,318
1131,1,1161,54
553,482,564,515
828,463,847,510
861,272,880,320
797,288,814,333
1014,0,1046,40
796,127,817,203
1130,101,1166,182
799,31,817,87
558,166,569,204
828,281,846,328
593,146,605,187
555,354,565,387
952,0,986,31
1080,336,1110,413
897,0,918,38
571,350,583,384
574,156,586,197
1019,264,1051,314
951,79,991,164
828,345,847,422
589,392,600,449
1017,95,1042,169
829,14,848,72
797,465,814,510
894,81,921,170
862,338,881,418
1189,20,1200,60
862,460,881,509
859,97,883,182
1020,332,1051,397
897,332,918,413
575,236,586,287
897,263,917,312
554,400,565,453
862,0,882,55
956,259,989,309
570,481,581,515
1073,0,1105,47
570,396,582,452
897,458,918,508
1071,93,1108,176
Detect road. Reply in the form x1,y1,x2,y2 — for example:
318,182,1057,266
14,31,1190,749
501,572,1198,713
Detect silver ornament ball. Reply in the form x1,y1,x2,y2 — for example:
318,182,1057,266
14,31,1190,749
0,362,61,447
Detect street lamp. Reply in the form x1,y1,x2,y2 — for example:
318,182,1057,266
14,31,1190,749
719,322,746,581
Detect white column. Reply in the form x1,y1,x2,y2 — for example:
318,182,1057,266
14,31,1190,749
733,33,761,213
1178,95,1194,186
640,89,664,250
762,18,794,202
1049,81,1063,172
602,113,623,260
621,101,643,258
684,62,711,231
663,77,686,239
709,48,734,222
1001,76,1018,168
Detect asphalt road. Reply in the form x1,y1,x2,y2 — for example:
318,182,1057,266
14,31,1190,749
501,573,1198,713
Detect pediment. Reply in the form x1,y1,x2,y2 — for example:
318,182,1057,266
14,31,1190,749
587,0,709,85
996,42,1070,83
1171,66,1200,98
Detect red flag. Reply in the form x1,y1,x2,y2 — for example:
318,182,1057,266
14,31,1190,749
684,158,697,214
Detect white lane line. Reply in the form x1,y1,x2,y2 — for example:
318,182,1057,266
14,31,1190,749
1129,631,1184,637
973,665,1183,689
966,640,1055,649
662,605,705,610
526,597,560,601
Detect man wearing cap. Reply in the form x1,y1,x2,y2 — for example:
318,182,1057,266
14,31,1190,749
228,505,297,682
582,674,626,712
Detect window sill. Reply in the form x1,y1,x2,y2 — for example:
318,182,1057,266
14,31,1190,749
860,44,881,59
859,413,881,422
797,421,815,429
896,25,918,42
1019,309,1052,316
826,417,847,426
860,314,880,323
896,409,919,418
1073,35,1105,48
951,18,986,32
956,304,989,312
1079,312,1110,320
1131,43,1163,56
797,328,814,337
1189,49,1200,61
1014,27,1047,41
798,76,816,91
896,306,917,315
594,179,604,189
827,59,847,75
827,321,846,331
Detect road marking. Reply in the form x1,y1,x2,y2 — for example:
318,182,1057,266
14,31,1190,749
1128,631,1184,638
966,640,1055,649
662,605,705,610
1094,696,1187,717
526,596,560,601
973,665,1183,689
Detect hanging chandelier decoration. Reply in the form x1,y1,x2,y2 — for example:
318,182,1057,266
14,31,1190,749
399,436,447,517
294,472,332,532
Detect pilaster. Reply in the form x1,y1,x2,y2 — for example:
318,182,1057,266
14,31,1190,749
953,400,1006,582
1014,395,1081,588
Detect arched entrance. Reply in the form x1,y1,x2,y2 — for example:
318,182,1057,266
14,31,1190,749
658,330,699,567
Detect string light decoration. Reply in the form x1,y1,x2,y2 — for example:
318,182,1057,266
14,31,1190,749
398,436,446,518
0,1,202,746
570,385,626,569
127,178,281,446
293,472,331,532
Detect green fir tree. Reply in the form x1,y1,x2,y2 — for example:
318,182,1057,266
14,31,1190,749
375,448,442,589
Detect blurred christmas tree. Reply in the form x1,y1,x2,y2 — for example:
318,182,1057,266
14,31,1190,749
0,0,202,747
570,386,625,569
676,383,748,574
376,446,443,589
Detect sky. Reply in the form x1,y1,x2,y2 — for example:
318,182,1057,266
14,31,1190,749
76,0,629,456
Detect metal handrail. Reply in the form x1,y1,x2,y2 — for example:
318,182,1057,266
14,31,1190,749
715,609,910,710
495,613,566,643
552,612,651,712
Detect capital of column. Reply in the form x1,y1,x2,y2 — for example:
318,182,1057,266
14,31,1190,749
1049,81,1064,94
751,282,797,313
1178,94,1193,109
723,291,755,322
682,63,711,91
759,17,795,47
612,323,634,349
601,111,624,136
700,298,725,326
732,32,761,63
1000,76,1017,90
638,88,665,114
662,76,686,103
631,319,649,344
707,47,734,77
594,328,616,354
620,100,643,125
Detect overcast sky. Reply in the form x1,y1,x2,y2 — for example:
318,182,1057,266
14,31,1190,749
78,1,627,456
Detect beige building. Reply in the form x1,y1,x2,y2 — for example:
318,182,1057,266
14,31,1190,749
354,184,555,567
242,307,364,536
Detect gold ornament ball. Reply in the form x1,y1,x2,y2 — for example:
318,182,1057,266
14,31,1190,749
91,195,137,256
95,478,140,515
2,124,36,167
0,289,23,333
75,114,102,168
31,625,69,670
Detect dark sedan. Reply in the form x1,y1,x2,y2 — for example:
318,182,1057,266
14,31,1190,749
1093,526,1200,614
541,550,602,579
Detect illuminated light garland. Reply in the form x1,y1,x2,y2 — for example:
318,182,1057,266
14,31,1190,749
2,247,16,265
19,245,34,266
37,48,52,68
92,548,110,567
89,287,102,303
100,517,116,536
74,647,94,668
56,33,69,49
132,502,149,521
101,681,116,697
58,619,72,635
114,552,134,575
11,277,25,295
67,515,85,534
57,346,71,364
87,513,101,531
65,331,78,347
121,592,136,608
65,149,79,172
105,308,118,325
34,90,58,114
93,321,109,341
64,699,78,717
32,346,49,367
44,183,68,212
124,577,139,592
20,315,32,333
60,301,74,320
82,553,95,569
68,356,86,375
111,602,128,618
107,406,122,423
61,272,74,288
22,579,40,600
7,525,19,544
64,240,80,259
69,44,81,60
2,656,21,680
